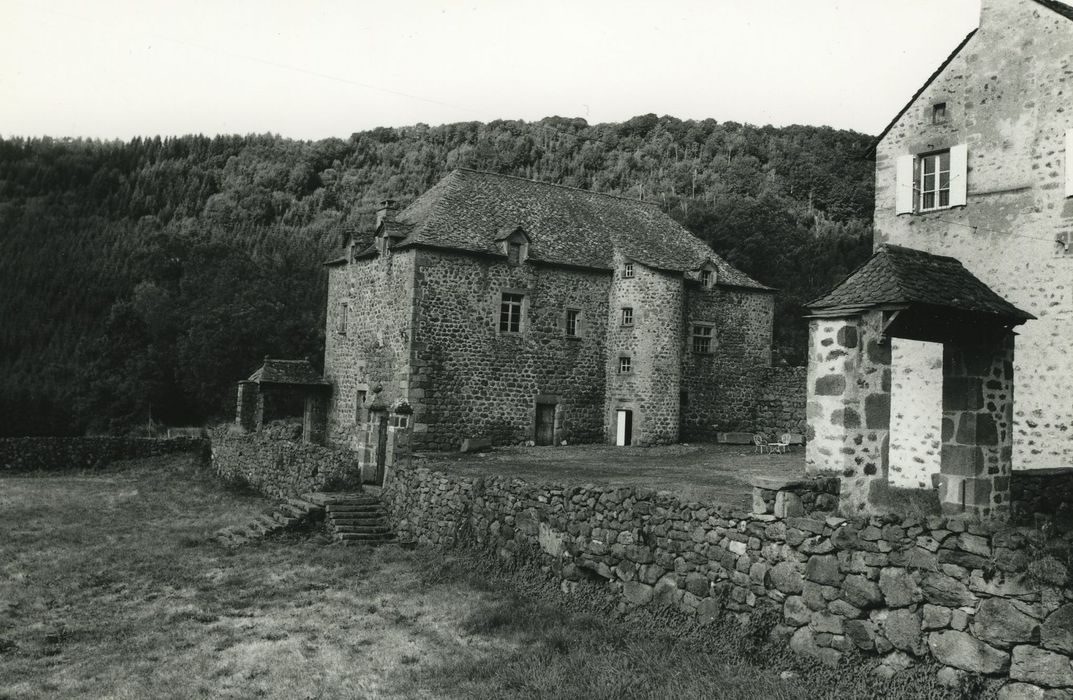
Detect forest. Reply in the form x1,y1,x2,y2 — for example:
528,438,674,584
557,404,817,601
0,115,876,436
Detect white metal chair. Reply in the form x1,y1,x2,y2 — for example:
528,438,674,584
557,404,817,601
753,433,767,454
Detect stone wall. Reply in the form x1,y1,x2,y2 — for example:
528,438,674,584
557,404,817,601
1012,469,1073,525
211,434,360,498
0,437,207,473
323,248,416,447
605,256,682,445
874,0,1073,472
383,463,1073,692
889,339,944,489
411,248,611,450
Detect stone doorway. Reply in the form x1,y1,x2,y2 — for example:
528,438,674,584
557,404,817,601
535,403,556,446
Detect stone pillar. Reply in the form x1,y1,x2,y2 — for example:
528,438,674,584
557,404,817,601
938,334,1015,519
236,381,259,432
303,391,329,446
805,311,892,516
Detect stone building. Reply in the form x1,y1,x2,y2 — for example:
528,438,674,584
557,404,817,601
323,168,777,454
871,0,1073,479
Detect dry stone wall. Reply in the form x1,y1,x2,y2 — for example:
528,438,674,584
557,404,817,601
0,437,207,473
384,463,1073,692
211,434,360,498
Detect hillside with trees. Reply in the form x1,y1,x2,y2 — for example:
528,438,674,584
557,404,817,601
0,115,875,436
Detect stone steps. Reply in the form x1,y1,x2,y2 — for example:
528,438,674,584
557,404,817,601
214,491,396,547
214,497,324,547
323,493,395,545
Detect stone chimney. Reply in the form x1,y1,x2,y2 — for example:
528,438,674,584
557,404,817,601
376,199,399,229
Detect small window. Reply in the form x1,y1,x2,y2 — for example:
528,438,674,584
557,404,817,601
623,263,634,278
355,390,366,423
566,309,581,337
507,241,522,265
919,150,951,211
499,293,524,333
932,103,947,124
337,302,348,335
700,269,713,288
621,307,634,326
619,356,632,373
692,325,713,354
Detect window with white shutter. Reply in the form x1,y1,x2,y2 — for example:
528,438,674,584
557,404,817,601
896,145,968,214
896,155,915,214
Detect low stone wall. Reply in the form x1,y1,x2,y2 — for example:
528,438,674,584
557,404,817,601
210,434,360,498
0,437,207,473
1012,469,1073,525
383,463,1073,692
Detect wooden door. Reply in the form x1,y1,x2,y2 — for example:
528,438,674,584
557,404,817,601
535,403,556,446
374,414,388,484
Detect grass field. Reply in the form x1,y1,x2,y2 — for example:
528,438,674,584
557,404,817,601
416,443,804,508
0,454,811,699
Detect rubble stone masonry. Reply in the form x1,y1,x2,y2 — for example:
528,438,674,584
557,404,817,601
384,462,1073,692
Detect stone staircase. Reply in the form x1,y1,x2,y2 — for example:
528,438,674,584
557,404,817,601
318,492,396,546
213,491,396,547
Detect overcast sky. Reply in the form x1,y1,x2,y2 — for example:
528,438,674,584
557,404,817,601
1,0,981,140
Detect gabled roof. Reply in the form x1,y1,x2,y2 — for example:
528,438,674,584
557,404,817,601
386,169,770,291
872,0,1073,152
248,358,328,385
806,245,1034,322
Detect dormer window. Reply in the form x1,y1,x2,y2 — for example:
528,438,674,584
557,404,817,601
497,225,529,266
700,270,713,288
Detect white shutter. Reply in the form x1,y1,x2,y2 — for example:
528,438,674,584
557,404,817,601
949,143,968,207
1066,129,1073,198
896,155,916,214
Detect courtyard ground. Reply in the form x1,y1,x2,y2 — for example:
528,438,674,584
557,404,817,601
415,443,805,509
0,454,808,699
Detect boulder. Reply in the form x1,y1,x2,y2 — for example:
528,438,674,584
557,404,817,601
884,608,925,656
770,561,804,594
974,598,1042,649
879,567,923,607
921,572,977,607
784,596,812,627
928,630,1010,674
1010,646,1073,688
806,555,842,586
1042,605,1073,656
843,574,883,609
623,581,654,606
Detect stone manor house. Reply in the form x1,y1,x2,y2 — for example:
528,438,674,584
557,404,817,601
322,168,777,453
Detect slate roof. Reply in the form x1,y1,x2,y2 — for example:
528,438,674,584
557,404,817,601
872,0,1073,151
248,358,328,385
388,169,770,291
806,245,1034,322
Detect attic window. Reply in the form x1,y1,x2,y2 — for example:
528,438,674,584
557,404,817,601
700,269,714,288
623,263,634,278
932,103,948,124
507,241,522,265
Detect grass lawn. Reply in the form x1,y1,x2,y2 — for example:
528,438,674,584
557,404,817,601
415,443,805,509
0,454,808,699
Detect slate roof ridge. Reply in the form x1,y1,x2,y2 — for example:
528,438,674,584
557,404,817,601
452,168,661,208
1032,0,1073,22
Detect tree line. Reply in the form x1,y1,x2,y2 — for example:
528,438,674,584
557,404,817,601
0,115,875,436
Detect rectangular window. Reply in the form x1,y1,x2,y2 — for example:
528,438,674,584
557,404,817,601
355,390,366,423
507,242,522,265
566,309,581,337
919,150,951,212
932,103,947,124
499,293,524,333
619,356,632,373
692,325,713,354
621,307,634,326
337,302,348,335
700,270,713,288
623,263,634,278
